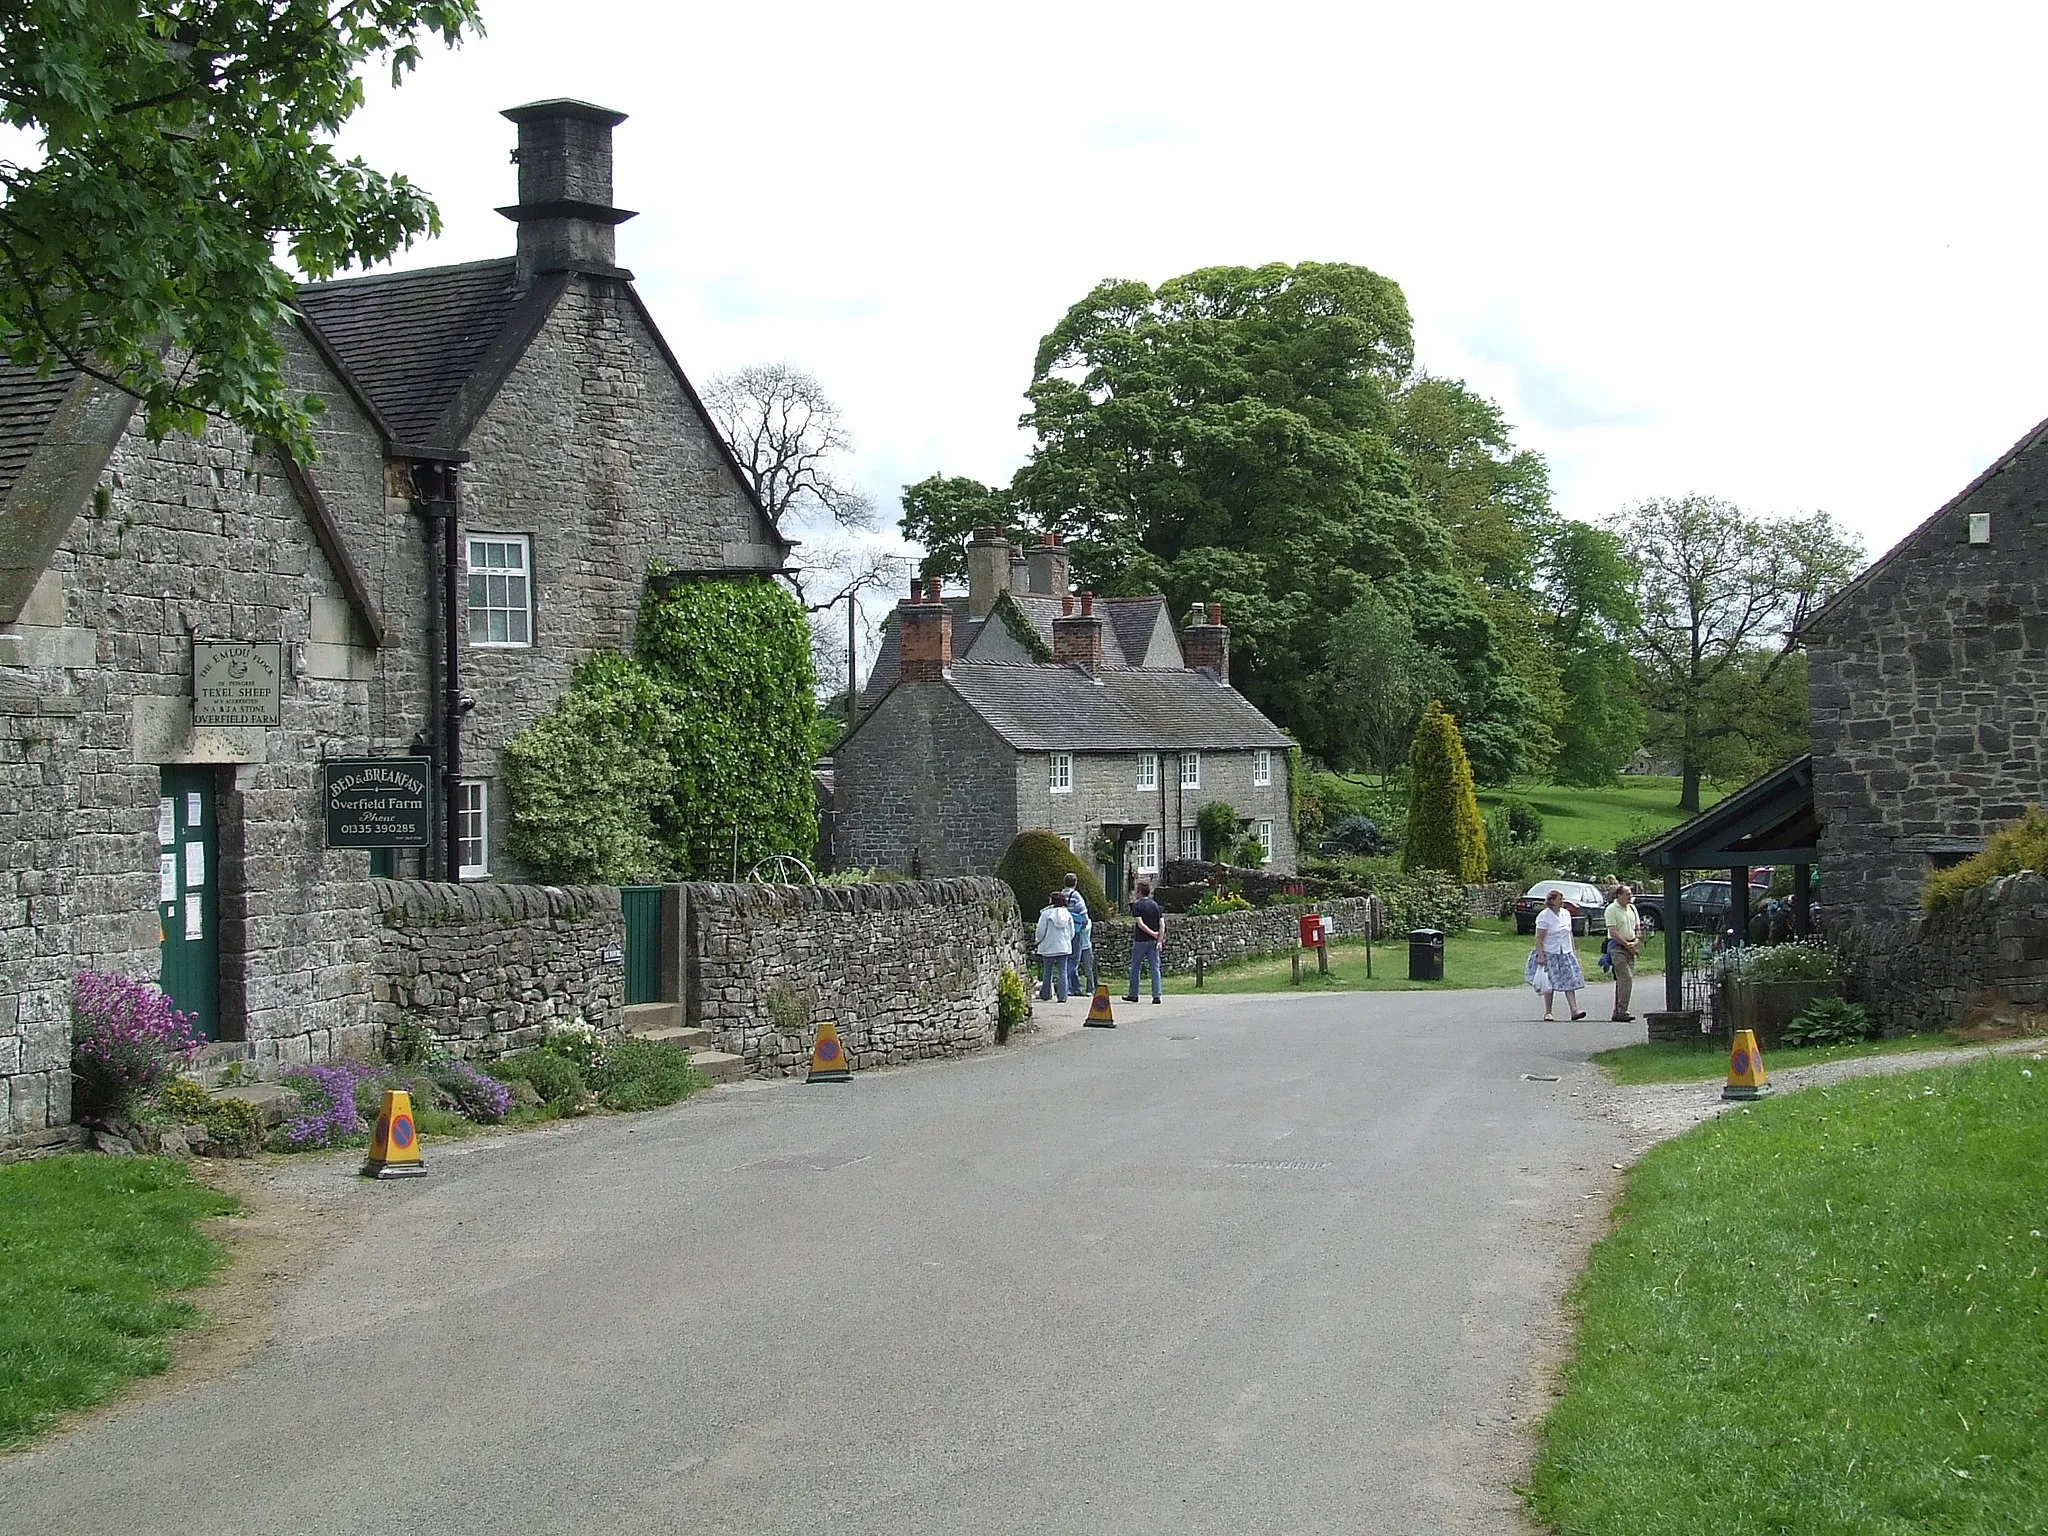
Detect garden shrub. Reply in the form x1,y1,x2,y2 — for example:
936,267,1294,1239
383,1017,448,1068
1542,843,1611,882
153,1077,267,1155
1403,702,1488,882
70,971,204,1119
1920,805,2048,912
1780,997,1875,1048
1320,815,1388,857
537,1020,604,1074
1229,834,1267,869
1728,941,1840,983
996,967,1029,1043
1498,796,1545,844
1195,800,1243,861
590,1038,704,1112
995,830,1108,922
486,1049,589,1113
1373,870,1471,934
1189,890,1254,916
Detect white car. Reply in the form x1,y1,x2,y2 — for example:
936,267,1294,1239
1513,879,1607,937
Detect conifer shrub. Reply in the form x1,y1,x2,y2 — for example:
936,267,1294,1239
1920,806,2048,912
1402,701,1489,882
995,830,1108,923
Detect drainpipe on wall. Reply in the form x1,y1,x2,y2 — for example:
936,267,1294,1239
413,463,464,882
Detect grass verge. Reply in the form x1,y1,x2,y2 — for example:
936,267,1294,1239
0,1156,238,1449
1531,1056,2048,1535
1592,1032,1974,1085
1193,918,1659,996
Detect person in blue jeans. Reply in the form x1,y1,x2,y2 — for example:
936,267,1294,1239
1034,890,1074,1002
1124,880,1165,1003
1062,874,1097,996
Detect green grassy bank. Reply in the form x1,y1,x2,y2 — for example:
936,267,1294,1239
1192,918,1657,996
1593,1032,1976,1085
1531,1056,2048,1535
0,1156,237,1449
1473,775,1723,852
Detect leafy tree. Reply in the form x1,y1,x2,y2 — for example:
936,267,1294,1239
1404,700,1488,882
1629,498,1863,809
0,0,481,455
1318,583,1455,780
1393,374,1551,590
1538,520,1644,784
898,474,1021,582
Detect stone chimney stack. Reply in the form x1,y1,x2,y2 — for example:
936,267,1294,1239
1181,601,1229,681
1053,590,1105,675
965,527,1013,619
499,99,637,281
1009,548,1032,594
1025,532,1069,601
897,575,952,682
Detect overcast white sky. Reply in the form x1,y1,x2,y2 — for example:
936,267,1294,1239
332,0,2048,563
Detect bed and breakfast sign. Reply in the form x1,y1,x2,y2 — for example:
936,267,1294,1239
322,757,433,848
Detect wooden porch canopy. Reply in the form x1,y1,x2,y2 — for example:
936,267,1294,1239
1636,754,1820,1013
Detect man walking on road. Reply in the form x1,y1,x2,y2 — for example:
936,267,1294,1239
1124,881,1165,1004
1604,883,1641,1023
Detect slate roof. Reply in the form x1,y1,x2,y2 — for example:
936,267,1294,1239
0,357,80,506
1103,596,1172,667
294,258,528,450
943,661,1291,752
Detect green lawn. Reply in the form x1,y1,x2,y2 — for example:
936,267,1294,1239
0,1156,238,1448
1531,1056,2048,1534
1475,775,1723,851
1593,1032,1977,1085
1192,918,1656,996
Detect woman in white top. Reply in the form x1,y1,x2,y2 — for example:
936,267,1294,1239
1530,888,1587,1021
1034,891,1075,1002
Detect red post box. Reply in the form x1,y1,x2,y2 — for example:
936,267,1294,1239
1299,913,1323,948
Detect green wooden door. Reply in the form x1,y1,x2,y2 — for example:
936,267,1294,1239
619,885,663,1005
158,767,220,1039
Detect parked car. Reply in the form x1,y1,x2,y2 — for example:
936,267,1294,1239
1678,877,1773,935
1512,879,1607,937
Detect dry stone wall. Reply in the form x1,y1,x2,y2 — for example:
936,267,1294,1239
369,879,624,1057
685,877,1026,1076
1092,895,1384,977
1854,871,2048,1035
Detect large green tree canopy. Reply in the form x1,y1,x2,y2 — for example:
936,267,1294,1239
951,261,1555,781
0,0,481,454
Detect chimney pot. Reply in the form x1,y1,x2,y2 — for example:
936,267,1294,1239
928,574,943,600
1208,602,1222,626
1081,591,1094,617
1062,593,1074,616
909,577,924,604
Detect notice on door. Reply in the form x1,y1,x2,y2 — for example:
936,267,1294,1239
322,757,433,848
193,641,282,728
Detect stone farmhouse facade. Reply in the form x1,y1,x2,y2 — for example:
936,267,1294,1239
1803,415,2048,932
833,529,1296,890
0,100,787,1134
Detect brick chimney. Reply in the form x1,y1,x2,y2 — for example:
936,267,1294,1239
498,99,637,280
1026,531,1069,601
897,575,952,682
1053,590,1105,675
1181,601,1229,681
965,526,1013,619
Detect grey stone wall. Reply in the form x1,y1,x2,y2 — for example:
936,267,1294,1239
684,877,1027,1076
455,276,783,880
1092,895,1382,977
0,398,384,1131
1806,442,2048,932
1853,870,2048,1035
1465,882,1516,921
1014,746,1296,884
832,684,1019,875
368,879,623,1057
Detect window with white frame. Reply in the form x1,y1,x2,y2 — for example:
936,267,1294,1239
456,779,490,878
1179,751,1201,789
1256,819,1275,863
1254,748,1273,786
1136,827,1161,874
467,535,533,646
1137,752,1157,790
1062,834,1078,854
1178,825,1200,862
1049,752,1074,793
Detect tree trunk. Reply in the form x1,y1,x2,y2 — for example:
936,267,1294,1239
1679,761,1701,813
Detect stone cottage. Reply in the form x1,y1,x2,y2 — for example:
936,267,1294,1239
0,99,788,1135
1803,415,2048,933
834,529,1296,889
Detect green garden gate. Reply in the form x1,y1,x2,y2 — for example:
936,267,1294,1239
618,885,663,1006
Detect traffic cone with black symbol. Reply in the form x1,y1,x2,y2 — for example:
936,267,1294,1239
1084,986,1116,1028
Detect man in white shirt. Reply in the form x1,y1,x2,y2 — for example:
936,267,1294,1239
1604,883,1641,1023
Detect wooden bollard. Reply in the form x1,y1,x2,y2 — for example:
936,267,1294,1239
1194,953,1205,989
1291,951,1302,986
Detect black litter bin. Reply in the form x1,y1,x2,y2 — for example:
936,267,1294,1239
1408,928,1445,981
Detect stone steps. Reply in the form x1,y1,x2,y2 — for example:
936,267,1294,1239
690,1051,745,1084
621,1000,740,1083
632,1025,710,1050
621,1001,684,1033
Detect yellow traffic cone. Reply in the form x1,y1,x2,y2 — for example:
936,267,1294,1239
808,1019,852,1082
1722,1028,1770,1101
362,1088,427,1179
1084,986,1116,1029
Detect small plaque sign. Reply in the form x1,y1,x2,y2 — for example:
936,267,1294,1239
323,757,433,848
193,642,282,728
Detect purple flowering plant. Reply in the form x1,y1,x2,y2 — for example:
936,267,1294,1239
436,1059,514,1122
276,1062,378,1150
71,970,203,1117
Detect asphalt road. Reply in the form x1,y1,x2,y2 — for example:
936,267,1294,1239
2,987,1638,1535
